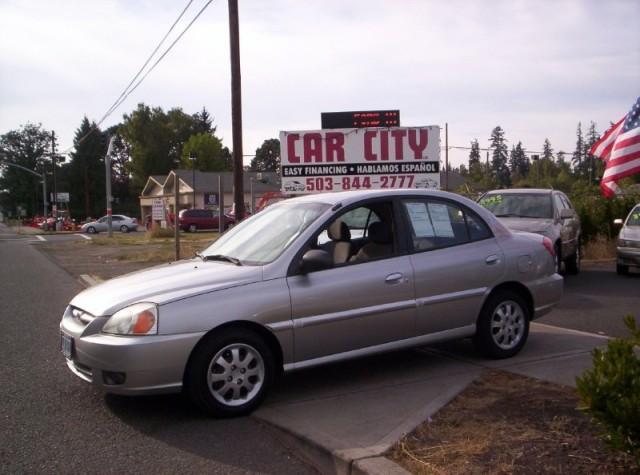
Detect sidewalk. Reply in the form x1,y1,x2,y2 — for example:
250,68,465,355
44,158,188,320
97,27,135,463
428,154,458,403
254,323,606,475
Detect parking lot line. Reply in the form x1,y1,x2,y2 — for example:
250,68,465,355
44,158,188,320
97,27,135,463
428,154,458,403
531,322,613,340
78,234,91,240
36,235,46,242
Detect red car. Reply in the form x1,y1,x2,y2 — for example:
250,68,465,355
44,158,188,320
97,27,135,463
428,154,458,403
178,209,233,232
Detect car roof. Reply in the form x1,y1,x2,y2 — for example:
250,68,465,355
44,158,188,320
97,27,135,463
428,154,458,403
485,188,554,195
282,188,474,206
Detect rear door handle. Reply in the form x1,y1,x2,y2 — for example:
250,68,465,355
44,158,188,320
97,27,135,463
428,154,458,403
485,255,500,265
385,272,404,284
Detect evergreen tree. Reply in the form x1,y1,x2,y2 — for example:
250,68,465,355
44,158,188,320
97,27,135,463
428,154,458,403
489,126,510,187
509,141,529,181
584,122,601,184
250,138,281,171
192,107,214,135
542,138,554,161
68,117,106,218
557,150,567,164
572,122,586,177
468,139,481,168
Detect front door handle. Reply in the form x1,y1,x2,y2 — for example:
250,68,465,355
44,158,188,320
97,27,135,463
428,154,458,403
485,255,500,265
385,272,404,284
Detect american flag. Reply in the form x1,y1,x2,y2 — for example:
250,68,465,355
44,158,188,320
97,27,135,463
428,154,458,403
589,96,640,198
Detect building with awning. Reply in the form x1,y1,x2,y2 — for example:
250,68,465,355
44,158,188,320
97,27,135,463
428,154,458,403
138,170,281,220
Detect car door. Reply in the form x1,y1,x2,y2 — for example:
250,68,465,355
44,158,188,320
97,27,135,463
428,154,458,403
97,216,109,232
286,200,416,363
400,198,505,335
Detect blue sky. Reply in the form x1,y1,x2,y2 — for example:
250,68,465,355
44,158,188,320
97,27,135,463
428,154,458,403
0,0,638,167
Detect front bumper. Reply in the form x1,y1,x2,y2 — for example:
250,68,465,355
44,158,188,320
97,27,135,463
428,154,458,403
60,309,204,395
528,273,564,320
617,247,640,268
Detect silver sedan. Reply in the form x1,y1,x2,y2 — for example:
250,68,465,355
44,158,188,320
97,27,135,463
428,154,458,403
615,203,640,275
60,189,563,417
81,215,138,234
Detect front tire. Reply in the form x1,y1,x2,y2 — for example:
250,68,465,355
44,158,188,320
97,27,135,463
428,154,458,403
474,290,530,359
87,226,96,234
189,223,197,233
565,239,581,275
617,264,629,275
185,328,274,417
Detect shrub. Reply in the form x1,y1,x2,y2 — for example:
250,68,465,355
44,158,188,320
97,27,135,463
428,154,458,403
576,316,640,463
145,222,175,239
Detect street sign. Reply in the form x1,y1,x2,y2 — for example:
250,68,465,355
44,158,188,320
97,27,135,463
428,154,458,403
50,192,69,203
204,193,218,206
152,198,165,220
280,126,440,193
321,110,400,129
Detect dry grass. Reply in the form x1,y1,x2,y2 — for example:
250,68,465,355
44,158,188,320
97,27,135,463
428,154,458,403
583,236,617,260
389,370,634,474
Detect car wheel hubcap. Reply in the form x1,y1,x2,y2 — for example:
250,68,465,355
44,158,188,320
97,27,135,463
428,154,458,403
207,343,264,407
490,300,525,350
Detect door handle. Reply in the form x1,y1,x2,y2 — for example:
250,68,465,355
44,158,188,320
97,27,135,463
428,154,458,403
485,255,500,265
385,272,404,284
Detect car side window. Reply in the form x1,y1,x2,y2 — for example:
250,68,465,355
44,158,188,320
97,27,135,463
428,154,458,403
98,217,108,223
465,211,492,241
560,194,573,210
553,194,566,213
402,200,472,251
112,216,123,221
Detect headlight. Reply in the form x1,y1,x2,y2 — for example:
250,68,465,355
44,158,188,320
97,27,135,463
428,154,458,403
618,239,632,248
102,302,158,335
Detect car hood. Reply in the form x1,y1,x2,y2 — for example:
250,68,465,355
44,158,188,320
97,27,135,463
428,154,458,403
69,259,263,317
620,226,640,241
497,217,554,235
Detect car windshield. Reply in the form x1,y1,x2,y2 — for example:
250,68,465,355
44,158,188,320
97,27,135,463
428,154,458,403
479,193,552,219
201,201,329,265
627,207,640,226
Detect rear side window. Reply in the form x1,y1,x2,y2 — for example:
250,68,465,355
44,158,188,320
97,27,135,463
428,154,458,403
402,200,491,251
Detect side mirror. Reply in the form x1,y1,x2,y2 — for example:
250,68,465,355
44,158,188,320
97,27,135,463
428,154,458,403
613,218,623,226
559,208,574,220
300,249,332,274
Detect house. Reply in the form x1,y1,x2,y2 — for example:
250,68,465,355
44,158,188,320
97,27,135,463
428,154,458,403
139,170,281,220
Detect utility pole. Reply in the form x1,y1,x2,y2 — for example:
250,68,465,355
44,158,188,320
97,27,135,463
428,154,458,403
105,136,115,237
174,172,180,260
228,0,244,221
51,131,57,222
444,123,449,191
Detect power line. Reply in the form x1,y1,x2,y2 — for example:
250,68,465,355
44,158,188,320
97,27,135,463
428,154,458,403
62,0,214,154
96,0,196,127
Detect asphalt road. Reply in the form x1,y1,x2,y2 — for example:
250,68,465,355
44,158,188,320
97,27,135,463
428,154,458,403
539,261,639,338
0,224,314,475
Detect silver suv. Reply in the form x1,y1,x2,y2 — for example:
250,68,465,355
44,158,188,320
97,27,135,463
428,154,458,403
479,188,581,274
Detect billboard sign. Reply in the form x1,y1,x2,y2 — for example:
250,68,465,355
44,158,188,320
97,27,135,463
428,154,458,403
321,110,400,129
280,126,440,193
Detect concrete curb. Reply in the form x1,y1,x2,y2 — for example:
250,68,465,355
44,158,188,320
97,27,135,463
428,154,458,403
255,376,476,475
79,274,102,287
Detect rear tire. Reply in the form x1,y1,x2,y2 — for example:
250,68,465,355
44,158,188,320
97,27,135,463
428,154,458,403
474,290,530,359
554,243,562,274
617,264,629,275
120,225,129,233
189,224,197,233
87,226,96,234
185,328,275,418
565,239,581,275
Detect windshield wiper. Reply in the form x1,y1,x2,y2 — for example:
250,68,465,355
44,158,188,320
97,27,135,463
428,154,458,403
495,213,524,218
198,253,242,265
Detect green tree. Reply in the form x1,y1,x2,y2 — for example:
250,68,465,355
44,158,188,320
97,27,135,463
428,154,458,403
0,123,52,216
509,141,529,182
67,117,107,219
584,122,601,184
250,138,281,171
192,107,214,135
489,126,510,187
572,122,587,178
542,138,554,161
180,133,230,171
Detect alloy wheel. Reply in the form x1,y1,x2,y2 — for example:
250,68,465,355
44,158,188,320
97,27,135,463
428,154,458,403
207,343,265,407
490,300,525,350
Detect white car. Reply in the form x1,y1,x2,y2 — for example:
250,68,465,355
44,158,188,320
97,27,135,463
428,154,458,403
284,181,306,192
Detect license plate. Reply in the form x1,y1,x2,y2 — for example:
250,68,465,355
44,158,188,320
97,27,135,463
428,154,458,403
60,333,74,359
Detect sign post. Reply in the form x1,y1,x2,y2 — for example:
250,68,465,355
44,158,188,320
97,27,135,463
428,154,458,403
280,126,440,193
